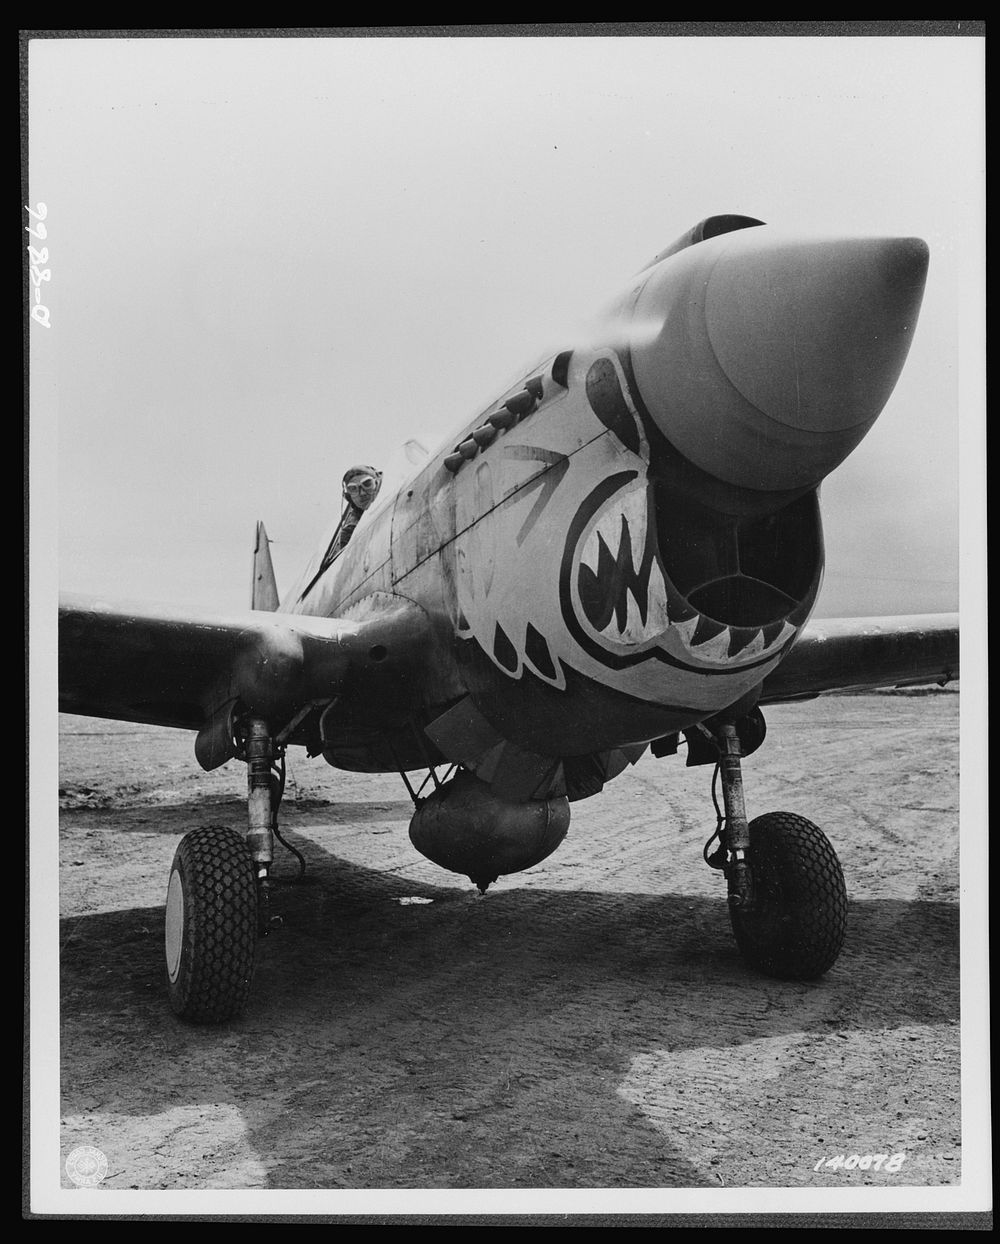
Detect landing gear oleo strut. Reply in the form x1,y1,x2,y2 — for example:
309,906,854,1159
705,716,848,980
165,717,283,1023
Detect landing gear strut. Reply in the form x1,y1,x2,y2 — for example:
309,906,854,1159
165,716,284,1022
716,722,754,912
245,718,278,936
708,719,848,980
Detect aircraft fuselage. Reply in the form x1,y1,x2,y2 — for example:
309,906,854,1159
281,221,929,788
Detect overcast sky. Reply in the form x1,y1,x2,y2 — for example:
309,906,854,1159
30,33,983,619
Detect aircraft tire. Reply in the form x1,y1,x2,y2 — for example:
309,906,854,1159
729,811,847,980
165,825,258,1023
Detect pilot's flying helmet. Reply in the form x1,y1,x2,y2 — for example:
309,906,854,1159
342,465,382,511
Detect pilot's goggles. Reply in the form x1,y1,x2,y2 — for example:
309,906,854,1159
345,476,379,499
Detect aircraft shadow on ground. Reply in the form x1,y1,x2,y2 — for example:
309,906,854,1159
58,796,417,834
58,827,960,1190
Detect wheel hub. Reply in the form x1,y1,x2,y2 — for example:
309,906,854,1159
164,868,185,983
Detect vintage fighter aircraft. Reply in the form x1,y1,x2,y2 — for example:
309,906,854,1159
59,215,959,1023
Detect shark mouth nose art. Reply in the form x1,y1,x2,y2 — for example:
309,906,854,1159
567,471,802,670
576,480,670,644
556,351,820,679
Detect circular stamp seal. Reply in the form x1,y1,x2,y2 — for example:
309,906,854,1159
65,1145,108,1187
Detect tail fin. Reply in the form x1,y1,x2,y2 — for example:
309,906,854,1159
251,521,279,611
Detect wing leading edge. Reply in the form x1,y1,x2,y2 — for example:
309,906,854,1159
58,592,431,769
760,614,959,703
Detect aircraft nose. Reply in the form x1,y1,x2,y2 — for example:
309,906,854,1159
628,232,929,491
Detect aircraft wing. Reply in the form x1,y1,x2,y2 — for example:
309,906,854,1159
58,592,430,769
760,614,959,703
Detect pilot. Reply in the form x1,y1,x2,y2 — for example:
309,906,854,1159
332,465,382,556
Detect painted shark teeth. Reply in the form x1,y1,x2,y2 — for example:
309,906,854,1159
731,628,766,659
575,483,801,662
690,626,733,663
677,617,798,665
579,490,647,579
577,489,672,645
770,620,797,650
604,559,669,643
672,615,701,645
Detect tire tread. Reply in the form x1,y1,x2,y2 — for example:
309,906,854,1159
166,825,258,1023
730,811,847,980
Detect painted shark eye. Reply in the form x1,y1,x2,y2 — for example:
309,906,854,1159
585,359,641,454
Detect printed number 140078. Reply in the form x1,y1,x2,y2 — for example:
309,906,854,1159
814,1153,906,1173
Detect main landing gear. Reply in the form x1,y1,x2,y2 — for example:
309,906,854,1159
704,719,848,979
165,717,287,1022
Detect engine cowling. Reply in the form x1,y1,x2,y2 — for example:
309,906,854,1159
408,769,570,892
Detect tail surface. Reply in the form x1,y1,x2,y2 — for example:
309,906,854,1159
251,521,279,612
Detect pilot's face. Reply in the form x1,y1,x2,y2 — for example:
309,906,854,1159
344,474,379,509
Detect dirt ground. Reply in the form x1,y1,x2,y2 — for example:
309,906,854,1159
52,690,961,1195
